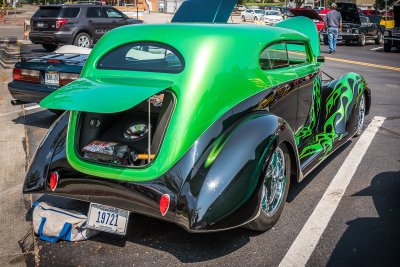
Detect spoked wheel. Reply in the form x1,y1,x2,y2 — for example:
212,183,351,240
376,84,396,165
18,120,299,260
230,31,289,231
375,32,383,45
358,34,366,46
74,32,92,48
354,93,366,137
245,143,291,231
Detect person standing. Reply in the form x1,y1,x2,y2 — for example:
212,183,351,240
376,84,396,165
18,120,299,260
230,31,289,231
324,3,342,54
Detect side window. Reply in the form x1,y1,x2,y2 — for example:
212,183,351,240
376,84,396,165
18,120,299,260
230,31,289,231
103,7,124,18
86,7,104,18
286,43,309,66
260,42,289,70
60,7,80,18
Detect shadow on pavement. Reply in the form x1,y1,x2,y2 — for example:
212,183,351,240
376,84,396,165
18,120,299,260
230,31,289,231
12,109,58,129
327,171,400,266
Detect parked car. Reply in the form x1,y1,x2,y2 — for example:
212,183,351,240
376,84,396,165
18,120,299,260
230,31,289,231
290,8,325,32
241,8,264,21
380,15,395,29
29,3,143,51
383,5,400,52
361,9,381,16
23,0,371,234
321,2,384,46
263,10,283,25
8,45,89,113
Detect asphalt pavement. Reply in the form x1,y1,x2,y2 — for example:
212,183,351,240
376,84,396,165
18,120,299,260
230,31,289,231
0,22,399,267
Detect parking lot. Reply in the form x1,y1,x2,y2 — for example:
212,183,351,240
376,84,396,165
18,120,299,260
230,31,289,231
1,8,400,267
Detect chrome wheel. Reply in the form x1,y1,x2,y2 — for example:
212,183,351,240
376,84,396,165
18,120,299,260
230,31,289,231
261,147,286,216
357,94,365,132
77,35,90,47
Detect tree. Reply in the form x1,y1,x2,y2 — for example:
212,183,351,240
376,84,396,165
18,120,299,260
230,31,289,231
376,0,397,10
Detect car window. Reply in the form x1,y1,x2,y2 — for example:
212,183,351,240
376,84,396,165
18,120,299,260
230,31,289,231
286,43,309,66
265,11,279,15
60,7,80,18
87,7,104,18
97,42,184,73
260,42,289,70
103,7,124,18
254,10,263,14
33,7,61,17
360,16,368,24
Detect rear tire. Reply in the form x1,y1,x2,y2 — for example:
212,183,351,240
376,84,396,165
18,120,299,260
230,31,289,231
74,32,92,48
384,43,392,52
354,93,366,137
375,32,383,45
358,34,366,46
42,44,58,52
245,143,291,231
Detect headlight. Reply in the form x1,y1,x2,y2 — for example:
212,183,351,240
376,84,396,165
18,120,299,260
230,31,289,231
352,29,359,34
384,31,390,36
347,28,351,33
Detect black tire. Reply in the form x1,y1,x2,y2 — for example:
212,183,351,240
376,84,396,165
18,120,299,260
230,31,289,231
242,15,246,22
345,40,351,45
74,32,92,48
254,16,258,22
245,143,291,231
358,34,366,46
354,93,366,137
375,32,383,45
384,43,392,52
323,37,329,45
42,44,58,52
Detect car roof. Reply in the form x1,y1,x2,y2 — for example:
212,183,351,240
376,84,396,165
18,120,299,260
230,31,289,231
39,4,111,8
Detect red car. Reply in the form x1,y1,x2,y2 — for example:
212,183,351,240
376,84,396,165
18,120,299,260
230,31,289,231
290,8,325,32
361,10,381,16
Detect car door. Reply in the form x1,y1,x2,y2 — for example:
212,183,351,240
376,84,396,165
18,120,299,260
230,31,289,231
102,7,125,30
86,6,108,42
246,9,253,20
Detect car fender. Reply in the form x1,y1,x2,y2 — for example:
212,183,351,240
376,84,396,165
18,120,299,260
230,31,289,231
175,113,299,232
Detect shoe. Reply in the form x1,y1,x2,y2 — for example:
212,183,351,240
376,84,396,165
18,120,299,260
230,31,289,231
333,50,336,54
328,51,333,54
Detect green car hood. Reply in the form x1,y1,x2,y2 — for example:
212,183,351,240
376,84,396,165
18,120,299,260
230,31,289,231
40,77,173,113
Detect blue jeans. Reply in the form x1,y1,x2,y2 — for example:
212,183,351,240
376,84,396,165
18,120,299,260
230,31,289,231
328,27,339,52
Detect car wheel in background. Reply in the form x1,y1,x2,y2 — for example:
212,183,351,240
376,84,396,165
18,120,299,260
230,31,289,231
42,44,58,52
242,15,246,22
375,32,383,45
245,143,291,231
254,16,258,22
74,32,92,48
383,43,392,52
354,93,366,137
358,34,366,46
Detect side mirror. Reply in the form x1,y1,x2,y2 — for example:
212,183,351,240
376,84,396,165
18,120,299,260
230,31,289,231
317,56,325,63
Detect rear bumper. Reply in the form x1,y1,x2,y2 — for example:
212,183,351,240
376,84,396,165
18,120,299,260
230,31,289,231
8,80,60,103
29,31,74,45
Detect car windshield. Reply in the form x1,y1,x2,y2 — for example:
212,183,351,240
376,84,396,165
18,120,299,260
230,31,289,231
254,10,263,14
97,42,184,73
360,16,369,24
265,11,280,15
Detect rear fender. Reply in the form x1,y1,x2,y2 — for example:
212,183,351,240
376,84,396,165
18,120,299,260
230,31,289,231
175,113,299,231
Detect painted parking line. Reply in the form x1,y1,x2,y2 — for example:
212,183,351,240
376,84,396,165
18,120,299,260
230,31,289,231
325,57,400,72
370,47,383,51
279,116,386,267
0,104,40,117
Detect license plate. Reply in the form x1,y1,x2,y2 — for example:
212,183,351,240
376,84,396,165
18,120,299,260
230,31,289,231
337,36,343,40
45,71,59,85
86,203,129,235
37,22,44,28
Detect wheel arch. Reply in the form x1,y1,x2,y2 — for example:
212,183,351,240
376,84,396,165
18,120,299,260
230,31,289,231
73,30,93,44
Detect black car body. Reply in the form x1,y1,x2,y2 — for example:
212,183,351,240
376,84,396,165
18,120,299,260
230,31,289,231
384,5,400,52
321,2,384,46
29,3,143,51
8,46,88,106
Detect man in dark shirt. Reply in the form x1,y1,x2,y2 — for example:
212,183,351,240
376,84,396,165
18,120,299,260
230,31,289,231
324,3,342,54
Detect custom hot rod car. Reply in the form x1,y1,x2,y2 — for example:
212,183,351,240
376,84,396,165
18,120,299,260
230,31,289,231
23,0,371,234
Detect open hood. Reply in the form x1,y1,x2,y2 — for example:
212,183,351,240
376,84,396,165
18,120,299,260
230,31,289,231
40,77,174,113
336,2,361,24
171,0,237,23
289,8,324,21
395,5,400,28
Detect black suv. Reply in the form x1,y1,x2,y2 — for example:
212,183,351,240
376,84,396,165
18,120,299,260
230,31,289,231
30,3,143,51
384,5,400,52
321,2,384,46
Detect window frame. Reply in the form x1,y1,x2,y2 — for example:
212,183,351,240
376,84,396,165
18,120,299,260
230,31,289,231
86,6,105,18
96,41,185,74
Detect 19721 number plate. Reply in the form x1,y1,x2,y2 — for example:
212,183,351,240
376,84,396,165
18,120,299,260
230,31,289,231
86,203,129,235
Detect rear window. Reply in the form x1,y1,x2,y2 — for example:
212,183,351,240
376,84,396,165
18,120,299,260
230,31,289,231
60,7,80,18
97,42,184,73
33,7,61,18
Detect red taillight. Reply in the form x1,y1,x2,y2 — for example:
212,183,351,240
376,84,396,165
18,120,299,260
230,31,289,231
13,68,21,80
159,194,170,216
47,60,60,63
59,72,80,86
55,19,68,29
49,171,59,191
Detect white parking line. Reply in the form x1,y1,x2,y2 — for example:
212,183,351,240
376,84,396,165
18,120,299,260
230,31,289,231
279,116,386,267
370,47,383,51
0,105,40,117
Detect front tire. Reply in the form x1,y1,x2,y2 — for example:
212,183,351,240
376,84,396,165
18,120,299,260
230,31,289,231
354,93,366,137
242,15,246,22
358,34,366,46
42,44,58,51
384,43,392,52
74,32,92,48
245,143,291,231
